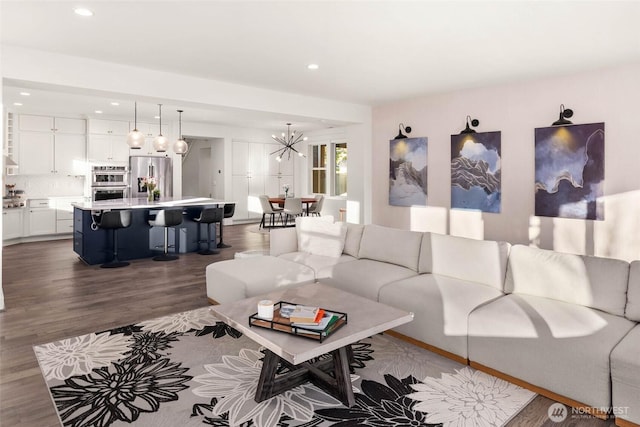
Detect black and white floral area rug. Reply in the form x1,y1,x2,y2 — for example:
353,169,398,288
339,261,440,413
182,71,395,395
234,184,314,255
34,307,535,427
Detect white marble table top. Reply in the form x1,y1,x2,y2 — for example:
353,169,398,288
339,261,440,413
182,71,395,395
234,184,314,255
72,196,230,211
210,283,414,365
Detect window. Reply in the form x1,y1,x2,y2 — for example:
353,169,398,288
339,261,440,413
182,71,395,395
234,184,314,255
334,143,347,196
311,145,327,194
310,142,347,196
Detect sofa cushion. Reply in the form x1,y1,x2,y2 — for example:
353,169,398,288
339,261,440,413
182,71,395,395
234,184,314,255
324,259,418,302
279,252,356,280
626,260,640,321
417,233,432,274
342,222,365,258
468,294,636,409
430,233,510,291
358,224,423,271
269,227,298,257
378,274,503,359
205,256,316,304
505,245,629,316
296,217,347,258
611,325,640,425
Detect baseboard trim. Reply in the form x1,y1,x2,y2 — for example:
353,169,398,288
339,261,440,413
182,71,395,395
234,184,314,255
470,361,610,420
384,330,468,365
207,297,219,305
616,418,640,427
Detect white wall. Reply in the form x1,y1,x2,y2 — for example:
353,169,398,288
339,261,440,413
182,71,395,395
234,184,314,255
372,62,640,261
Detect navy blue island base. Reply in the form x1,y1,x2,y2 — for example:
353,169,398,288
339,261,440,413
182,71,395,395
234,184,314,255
72,197,228,265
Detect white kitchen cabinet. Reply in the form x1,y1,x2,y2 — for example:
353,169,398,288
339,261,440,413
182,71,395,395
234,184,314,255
136,122,169,138
54,134,87,175
27,199,56,236
232,141,272,220
88,134,130,163
19,115,54,132
88,119,130,163
89,119,129,136
88,119,161,162
55,197,83,234
3,209,24,240
17,115,86,175
18,131,55,174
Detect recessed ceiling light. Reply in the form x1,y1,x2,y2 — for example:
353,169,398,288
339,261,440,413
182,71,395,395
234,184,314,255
13,102,23,106
74,8,93,17
110,102,119,106
95,110,103,114
307,63,319,70
19,92,30,96
154,116,160,119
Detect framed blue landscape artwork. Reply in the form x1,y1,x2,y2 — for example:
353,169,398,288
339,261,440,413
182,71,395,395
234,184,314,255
389,137,427,206
534,123,605,220
451,131,501,213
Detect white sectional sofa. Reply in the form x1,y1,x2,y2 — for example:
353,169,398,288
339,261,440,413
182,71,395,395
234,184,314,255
205,217,640,425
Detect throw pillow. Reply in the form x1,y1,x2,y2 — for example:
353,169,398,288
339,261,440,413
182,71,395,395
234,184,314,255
296,217,347,258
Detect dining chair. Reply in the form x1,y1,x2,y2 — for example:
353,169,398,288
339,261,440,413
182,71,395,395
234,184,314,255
258,195,282,229
283,197,303,226
308,194,325,216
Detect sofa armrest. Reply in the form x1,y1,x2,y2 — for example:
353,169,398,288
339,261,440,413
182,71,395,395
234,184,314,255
270,227,298,256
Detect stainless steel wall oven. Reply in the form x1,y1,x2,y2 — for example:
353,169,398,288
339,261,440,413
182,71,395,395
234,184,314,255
91,165,129,201
92,165,128,186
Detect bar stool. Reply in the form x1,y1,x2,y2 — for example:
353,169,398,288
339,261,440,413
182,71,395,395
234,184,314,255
148,208,183,261
194,207,223,255
97,210,132,268
217,203,235,248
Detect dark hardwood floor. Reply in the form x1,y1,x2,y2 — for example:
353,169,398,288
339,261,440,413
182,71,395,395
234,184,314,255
0,224,268,426
0,223,613,426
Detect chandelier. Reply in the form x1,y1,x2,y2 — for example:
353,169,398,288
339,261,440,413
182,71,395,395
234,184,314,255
271,123,307,161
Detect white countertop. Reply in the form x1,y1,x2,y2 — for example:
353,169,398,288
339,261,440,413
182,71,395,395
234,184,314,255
72,196,230,211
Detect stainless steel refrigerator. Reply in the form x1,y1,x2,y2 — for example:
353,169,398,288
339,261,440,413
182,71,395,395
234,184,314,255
129,155,173,198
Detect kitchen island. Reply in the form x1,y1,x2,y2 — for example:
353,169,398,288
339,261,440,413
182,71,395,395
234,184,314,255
72,197,229,265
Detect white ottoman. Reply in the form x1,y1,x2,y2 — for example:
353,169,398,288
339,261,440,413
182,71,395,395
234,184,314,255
206,256,316,304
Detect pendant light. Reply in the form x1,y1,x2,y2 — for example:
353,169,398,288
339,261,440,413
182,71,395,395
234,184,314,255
152,104,169,152
126,102,145,149
173,109,188,155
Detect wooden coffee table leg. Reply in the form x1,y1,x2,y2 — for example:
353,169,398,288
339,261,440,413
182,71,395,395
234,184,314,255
331,346,355,407
255,349,280,402
255,346,355,407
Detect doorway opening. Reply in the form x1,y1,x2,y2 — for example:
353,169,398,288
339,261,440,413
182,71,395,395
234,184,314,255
181,136,225,199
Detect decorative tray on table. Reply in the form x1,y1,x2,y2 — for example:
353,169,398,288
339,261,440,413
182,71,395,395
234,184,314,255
248,300,348,342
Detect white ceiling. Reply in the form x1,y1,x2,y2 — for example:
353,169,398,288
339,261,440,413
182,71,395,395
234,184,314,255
2,1,640,129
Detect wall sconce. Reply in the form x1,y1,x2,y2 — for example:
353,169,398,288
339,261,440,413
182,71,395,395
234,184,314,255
394,123,412,139
552,104,574,126
460,116,479,134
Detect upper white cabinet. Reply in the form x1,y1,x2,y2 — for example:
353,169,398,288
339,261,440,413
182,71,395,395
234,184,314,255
89,119,129,136
88,119,131,163
134,122,169,156
17,115,86,175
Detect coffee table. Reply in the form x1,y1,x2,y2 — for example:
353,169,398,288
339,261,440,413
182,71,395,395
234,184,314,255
209,282,414,407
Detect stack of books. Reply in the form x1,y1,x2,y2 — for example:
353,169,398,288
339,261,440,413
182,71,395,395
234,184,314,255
281,305,340,331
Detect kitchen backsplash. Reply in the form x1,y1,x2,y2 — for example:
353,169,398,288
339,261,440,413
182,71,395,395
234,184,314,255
5,175,86,199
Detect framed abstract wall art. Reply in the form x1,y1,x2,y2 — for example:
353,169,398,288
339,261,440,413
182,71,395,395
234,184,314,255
451,131,501,213
389,137,427,206
534,123,605,220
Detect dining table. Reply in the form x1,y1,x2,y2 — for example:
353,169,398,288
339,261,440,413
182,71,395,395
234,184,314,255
269,197,318,215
